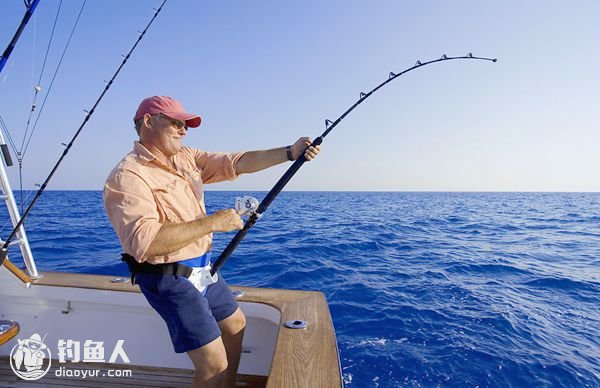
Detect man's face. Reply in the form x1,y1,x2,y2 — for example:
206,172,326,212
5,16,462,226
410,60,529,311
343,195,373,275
146,113,188,156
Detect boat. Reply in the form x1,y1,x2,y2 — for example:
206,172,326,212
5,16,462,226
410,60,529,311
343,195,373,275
0,258,342,386
0,2,342,386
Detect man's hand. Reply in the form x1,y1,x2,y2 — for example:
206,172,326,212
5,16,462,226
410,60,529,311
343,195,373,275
290,137,321,161
209,209,244,233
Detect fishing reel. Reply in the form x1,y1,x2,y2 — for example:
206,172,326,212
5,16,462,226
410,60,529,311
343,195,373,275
235,196,260,218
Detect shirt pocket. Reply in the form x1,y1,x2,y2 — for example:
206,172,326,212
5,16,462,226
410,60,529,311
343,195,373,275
152,179,185,223
184,169,205,210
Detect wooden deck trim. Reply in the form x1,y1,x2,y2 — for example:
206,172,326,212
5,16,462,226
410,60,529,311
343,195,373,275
29,271,343,387
1,257,32,284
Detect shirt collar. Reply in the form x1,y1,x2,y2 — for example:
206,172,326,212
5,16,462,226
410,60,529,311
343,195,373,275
133,141,157,164
133,141,184,176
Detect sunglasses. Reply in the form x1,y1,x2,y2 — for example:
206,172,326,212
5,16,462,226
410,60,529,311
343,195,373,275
156,113,187,130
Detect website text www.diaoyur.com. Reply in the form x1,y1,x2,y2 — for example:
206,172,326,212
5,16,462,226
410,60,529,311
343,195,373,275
54,366,132,379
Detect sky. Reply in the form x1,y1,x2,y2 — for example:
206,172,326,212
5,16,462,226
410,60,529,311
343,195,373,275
0,0,598,192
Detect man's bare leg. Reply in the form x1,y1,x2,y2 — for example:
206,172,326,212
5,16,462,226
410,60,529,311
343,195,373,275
218,307,246,388
187,336,228,388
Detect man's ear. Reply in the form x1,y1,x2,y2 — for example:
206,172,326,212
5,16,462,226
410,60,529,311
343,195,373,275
142,113,153,129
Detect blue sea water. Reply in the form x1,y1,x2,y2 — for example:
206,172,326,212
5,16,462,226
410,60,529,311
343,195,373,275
2,191,600,387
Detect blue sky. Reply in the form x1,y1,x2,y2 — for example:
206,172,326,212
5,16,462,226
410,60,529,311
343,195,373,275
0,1,598,191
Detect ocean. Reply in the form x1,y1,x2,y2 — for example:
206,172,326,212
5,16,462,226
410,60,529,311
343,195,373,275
2,191,600,387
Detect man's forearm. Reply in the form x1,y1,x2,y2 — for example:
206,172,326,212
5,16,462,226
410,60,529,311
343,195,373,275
144,218,215,257
144,209,243,258
235,147,288,174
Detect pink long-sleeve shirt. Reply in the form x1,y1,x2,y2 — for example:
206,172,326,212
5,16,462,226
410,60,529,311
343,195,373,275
103,141,244,264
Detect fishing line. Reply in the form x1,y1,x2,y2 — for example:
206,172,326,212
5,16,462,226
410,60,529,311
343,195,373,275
30,2,36,90
20,0,73,213
22,0,87,159
0,114,18,159
22,0,64,152
0,0,169,265
211,53,497,276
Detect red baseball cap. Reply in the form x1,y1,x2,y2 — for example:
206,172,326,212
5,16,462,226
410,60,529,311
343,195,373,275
134,96,202,128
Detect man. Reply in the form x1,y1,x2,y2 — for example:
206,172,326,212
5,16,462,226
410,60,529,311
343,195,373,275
103,96,320,387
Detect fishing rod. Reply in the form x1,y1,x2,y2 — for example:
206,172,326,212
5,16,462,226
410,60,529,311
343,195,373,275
0,0,168,266
211,53,497,276
0,0,41,74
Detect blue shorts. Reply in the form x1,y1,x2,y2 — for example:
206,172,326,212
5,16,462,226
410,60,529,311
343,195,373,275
135,264,239,353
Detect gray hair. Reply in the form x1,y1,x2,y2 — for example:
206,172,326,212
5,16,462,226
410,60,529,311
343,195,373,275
134,118,143,135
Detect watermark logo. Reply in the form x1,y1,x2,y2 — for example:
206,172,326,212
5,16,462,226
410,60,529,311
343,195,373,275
9,333,52,381
8,334,132,381
57,339,130,363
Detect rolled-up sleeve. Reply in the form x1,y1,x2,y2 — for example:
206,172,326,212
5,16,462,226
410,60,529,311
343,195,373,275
191,148,245,184
103,170,162,262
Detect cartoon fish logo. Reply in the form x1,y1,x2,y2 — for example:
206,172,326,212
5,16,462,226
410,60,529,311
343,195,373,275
10,333,52,381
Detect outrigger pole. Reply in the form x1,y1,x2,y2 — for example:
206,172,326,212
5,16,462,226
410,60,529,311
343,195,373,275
211,53,497,275
0,0,168,266
0,0,42,272
0,0,41,74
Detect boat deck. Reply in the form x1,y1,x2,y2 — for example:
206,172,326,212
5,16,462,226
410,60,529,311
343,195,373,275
0,356,266,387
0,270,342,387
